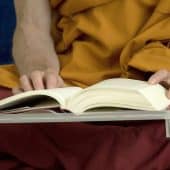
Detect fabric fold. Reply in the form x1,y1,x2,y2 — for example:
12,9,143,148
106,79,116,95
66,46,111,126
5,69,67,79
1,0,170,88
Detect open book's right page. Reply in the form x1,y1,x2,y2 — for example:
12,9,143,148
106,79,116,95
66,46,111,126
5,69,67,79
67,78,170,114
92,78,170,110
91,78,170,110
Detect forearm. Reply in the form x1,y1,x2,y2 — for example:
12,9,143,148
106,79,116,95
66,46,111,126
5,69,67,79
13,0,60,74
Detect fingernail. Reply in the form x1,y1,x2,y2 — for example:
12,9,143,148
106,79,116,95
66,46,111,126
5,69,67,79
148,79,155,84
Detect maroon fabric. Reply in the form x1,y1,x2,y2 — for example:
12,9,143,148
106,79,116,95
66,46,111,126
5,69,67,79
0,87,12,99
0,87,170,170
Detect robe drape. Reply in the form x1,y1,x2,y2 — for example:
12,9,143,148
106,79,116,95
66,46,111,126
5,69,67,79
0,1,170,169
0,0,170,88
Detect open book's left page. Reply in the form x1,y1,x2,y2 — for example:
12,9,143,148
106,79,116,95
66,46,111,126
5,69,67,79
0,87,82,110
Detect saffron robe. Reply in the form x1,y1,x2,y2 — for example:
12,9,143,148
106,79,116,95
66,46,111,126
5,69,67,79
0,0,170,88
0,2,170,169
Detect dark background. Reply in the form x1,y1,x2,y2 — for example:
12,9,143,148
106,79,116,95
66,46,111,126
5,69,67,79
0,0,16,64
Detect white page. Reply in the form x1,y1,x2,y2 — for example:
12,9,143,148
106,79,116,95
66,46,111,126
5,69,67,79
89,78,157,90
0,87,82,109
67,78,170,113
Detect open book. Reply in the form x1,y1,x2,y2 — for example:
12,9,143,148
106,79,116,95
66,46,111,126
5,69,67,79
0,78,170,115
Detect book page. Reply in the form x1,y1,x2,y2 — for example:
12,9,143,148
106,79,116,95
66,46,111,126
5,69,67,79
87,78,170,110
88,78,153,90
0,87,82,110
67,78,170,114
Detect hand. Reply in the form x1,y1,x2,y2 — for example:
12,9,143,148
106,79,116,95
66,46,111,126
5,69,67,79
148,69,170,98
12,68,65,94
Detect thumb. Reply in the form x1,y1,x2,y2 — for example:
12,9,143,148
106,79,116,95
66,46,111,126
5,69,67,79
166,89,170,99
148,70,168,84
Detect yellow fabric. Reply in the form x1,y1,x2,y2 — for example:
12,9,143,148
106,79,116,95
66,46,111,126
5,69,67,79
0,64,19,88
1,0,170,88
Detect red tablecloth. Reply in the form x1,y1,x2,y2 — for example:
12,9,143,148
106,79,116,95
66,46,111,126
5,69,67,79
0,87,170,170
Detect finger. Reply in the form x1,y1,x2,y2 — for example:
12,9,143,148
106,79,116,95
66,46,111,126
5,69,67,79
158,75,170,89
166,105,170,110
166,89,170,99
30,70,45,90
57,76,65,88
148,69,169,84
20,75,33,91
12,87,24,95
165,77,170,85
45,71,58,89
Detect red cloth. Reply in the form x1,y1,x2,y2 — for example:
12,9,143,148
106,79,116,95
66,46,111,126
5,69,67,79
0,87,170,170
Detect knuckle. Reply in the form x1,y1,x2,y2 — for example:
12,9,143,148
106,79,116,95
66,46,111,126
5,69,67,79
167,78,170,84
30,70,39,77
20,74,27,81
45,72,56,80
30,70,43,79
46,68,57,75
160,69,168,75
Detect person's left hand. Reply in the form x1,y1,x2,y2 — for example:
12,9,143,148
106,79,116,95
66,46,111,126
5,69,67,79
12,69,65,95
148,69,170,99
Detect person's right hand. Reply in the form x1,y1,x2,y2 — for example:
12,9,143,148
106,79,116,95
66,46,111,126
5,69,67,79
12,68,65,94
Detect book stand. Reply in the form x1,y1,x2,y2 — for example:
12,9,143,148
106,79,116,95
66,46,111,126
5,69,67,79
0,110,169,137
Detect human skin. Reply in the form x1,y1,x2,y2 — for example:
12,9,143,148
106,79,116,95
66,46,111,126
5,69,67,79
12,0,170,99
148,69,170,98
13,0,65,93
